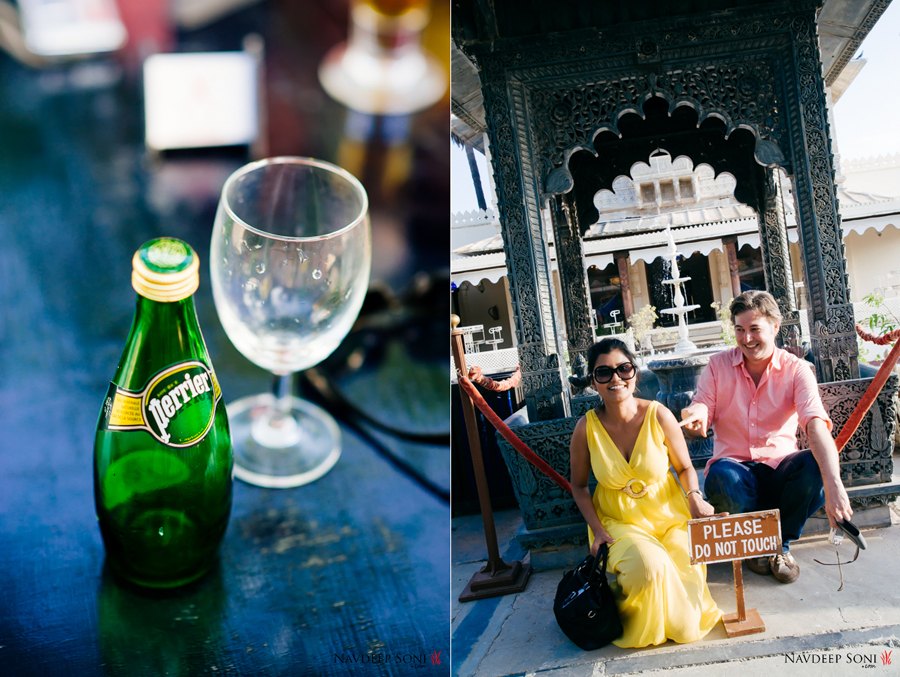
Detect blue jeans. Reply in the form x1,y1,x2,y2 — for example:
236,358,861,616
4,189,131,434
703,451,825,553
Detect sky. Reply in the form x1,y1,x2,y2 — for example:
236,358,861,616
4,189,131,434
450,141,492,216
451,2,900,214
833,0,900,162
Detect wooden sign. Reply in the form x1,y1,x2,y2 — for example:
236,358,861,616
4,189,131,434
688,509,782,565
687,509,782,638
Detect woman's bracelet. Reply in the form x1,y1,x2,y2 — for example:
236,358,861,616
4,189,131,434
686,489,703,499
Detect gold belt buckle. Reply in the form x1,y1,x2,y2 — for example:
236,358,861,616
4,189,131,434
622,478,648,498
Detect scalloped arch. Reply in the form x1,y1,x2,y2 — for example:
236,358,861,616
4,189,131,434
545,92,786,197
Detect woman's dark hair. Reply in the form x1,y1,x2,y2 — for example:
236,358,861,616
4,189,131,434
586,338,639,374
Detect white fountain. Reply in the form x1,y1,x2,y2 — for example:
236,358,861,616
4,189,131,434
648,226,720,466
659,226,699,354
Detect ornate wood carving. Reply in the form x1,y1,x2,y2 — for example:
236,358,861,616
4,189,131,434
517,523,588,555
797,375,899,486
495,416,583,531
615,252,634,319
723,237,742,298
466,0,857,420
784,12,859,382
479,63,568,420
759,167,801,346
531,60,785,188
552,193,594,372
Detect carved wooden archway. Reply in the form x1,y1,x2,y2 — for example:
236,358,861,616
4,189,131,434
465,0,857,420
561,98,801,367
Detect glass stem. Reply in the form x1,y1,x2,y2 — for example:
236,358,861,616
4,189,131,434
272,373,294,417
250,373,302,449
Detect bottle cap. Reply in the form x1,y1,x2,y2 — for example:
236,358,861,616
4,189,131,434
132,237,200,302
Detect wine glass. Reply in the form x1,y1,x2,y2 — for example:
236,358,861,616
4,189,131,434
210,157,371,488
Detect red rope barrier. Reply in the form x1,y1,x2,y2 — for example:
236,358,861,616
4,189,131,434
833,325,900,452
467,365,522,392
856,324,900,346
457,372,572,494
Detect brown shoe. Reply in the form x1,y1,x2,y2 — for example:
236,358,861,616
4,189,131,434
745,556,771,576
770,552,800,584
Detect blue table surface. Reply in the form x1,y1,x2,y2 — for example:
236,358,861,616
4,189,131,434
0,1,451,674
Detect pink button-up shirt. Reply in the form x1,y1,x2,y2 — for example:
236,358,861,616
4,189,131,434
692,347,832,473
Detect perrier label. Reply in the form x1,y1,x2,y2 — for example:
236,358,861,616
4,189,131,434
94,238,233,589
100,360,222,446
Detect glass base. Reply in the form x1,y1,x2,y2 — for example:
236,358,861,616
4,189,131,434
227,393,341,489
318,43,445,115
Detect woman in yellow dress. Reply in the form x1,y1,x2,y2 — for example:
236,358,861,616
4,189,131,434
569,338,722,648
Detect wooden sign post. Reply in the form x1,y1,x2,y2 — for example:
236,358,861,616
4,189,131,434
688,509,782,638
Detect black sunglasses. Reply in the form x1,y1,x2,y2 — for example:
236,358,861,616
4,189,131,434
592,362,637,384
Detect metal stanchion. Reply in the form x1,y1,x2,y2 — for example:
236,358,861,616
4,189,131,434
452,315,531,601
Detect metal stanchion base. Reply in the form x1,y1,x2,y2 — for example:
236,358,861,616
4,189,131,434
458,556,532,602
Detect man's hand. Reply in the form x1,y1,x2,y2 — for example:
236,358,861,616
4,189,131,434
680,403,708,437
807,417,853,529
823,482,853,529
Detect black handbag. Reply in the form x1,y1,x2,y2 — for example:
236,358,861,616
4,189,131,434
553,543,623,650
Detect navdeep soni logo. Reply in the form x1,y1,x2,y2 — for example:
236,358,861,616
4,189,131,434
783,648,894,668
332,649,443,668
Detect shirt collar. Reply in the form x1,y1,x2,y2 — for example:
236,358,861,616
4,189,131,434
770,348,786,369
730,346,785,370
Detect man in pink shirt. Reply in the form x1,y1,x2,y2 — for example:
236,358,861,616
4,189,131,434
681,291,852,583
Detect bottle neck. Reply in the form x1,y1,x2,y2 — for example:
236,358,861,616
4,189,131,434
134,293,199,328
114,292,208,388
131,293,205,355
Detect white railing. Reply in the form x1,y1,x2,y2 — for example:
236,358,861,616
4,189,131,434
451,347,519,382
451,209,496,227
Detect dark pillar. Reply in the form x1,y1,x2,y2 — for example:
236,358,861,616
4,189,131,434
479,62,568,420
552,192,594,371
723,237,742,299
758,168,802,347
785,12,859,381
615,251,635,320
465,143,487,211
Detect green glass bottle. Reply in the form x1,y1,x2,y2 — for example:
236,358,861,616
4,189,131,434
94,237,233,588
